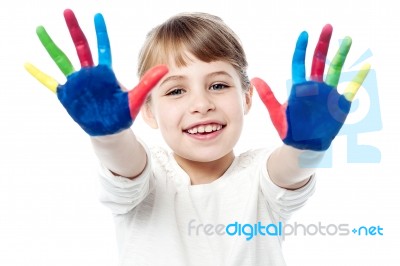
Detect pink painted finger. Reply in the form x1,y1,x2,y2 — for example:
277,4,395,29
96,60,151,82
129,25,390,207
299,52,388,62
128,65,169,119
310,24,333,81
251,77,287,139
64,9,94,67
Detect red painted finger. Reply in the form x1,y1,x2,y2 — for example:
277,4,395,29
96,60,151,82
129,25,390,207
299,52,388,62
251,77,287,139
310,24,333,81
64,9,94,67
128,65,169,119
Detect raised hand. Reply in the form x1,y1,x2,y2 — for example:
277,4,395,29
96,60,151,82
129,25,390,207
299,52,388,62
25,9,168,136
252,24,370,151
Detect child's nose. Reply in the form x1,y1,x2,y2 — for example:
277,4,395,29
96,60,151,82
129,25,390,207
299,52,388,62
188,90,216,114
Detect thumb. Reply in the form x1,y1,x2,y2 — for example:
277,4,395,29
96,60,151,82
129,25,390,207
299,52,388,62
251,77,287,139
251,77,282,115
128,65,169,119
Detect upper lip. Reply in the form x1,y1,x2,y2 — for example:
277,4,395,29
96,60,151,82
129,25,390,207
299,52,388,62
183,120,226,131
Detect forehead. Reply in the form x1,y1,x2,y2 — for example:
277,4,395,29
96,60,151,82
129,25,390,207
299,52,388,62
164,52,239,79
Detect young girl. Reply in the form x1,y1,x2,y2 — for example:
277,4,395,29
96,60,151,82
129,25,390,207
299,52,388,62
25,9,369,266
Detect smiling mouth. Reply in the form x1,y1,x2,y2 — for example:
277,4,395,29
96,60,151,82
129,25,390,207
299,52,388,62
185,123,225,135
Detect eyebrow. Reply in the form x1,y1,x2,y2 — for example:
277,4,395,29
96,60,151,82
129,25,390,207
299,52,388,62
159,75,185,87
207,71,233,80
159,71,234,87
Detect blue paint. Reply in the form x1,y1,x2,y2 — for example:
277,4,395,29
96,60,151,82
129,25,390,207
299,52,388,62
283,81,351,151
94,13,112,67
57,65,132,136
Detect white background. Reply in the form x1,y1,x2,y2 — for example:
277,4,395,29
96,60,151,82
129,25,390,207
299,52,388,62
1,0,399,265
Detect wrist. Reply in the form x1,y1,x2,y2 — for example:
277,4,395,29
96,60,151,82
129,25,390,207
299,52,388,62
90,128,146,178
90,128,133,143
281,144,325,169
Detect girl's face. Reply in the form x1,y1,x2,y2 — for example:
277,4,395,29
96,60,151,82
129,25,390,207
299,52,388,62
142,53,252,163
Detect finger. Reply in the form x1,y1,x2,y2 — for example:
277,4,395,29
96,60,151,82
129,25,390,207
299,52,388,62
343,63,371,101
36,26,75,76
64,9,94,67
251,77,282,112
325,36,352,87
24,63,59,93
128,65,169,119
94,13,112,67
292,31,308,84
251,77,287,139
310,24,333,81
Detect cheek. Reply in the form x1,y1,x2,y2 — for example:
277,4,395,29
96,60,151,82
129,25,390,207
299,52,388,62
225,92,246,116
154,101,182,131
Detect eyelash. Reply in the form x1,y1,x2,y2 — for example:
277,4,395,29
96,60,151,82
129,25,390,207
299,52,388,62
166,88,185,96
165,83,229,96
210,83,229,91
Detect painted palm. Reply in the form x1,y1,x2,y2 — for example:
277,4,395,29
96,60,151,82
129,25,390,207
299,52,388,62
25,9,168,136
252,25,370,151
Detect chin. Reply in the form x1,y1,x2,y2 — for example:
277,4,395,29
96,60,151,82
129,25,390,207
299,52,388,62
176,148,233,163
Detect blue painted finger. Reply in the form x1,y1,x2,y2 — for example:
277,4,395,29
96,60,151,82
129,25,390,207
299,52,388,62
94,13,112,67
292,31,308,84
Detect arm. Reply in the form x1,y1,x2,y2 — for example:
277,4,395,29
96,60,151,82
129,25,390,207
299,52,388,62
267,145,323,190
252,24,370,189
91,129,146,179
25,9,168,179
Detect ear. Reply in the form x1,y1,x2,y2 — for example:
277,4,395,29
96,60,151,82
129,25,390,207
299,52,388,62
141,102,159,129
243,84,253,115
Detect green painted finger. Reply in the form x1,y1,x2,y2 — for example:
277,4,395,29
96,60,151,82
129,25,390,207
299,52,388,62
36,26,75,76
343,63,371,101
325,36,352,87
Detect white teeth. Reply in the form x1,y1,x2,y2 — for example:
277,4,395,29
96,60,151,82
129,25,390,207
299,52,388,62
187,124,223,134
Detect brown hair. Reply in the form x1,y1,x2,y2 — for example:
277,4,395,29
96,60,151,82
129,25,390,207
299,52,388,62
137,12,250,91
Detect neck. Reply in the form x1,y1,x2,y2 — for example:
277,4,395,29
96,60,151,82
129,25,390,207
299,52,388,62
173,151,235,185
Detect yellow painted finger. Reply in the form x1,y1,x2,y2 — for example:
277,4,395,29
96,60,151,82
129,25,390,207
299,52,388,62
24,63,59,93
343,63,371,101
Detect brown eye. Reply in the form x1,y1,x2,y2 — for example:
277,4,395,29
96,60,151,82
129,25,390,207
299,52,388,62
210,83,228,91
167,88,184,96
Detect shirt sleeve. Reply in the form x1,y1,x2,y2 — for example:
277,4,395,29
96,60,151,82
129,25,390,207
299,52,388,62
97,141,153,215
259,150,316,222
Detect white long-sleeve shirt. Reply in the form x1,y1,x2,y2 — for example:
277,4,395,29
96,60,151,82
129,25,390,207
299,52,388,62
98,144,316,266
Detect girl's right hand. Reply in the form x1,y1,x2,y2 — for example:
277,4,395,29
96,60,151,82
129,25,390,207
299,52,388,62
25,9,168,136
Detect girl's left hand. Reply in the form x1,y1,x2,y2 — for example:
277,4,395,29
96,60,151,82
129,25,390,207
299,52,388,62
252,24,371,151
